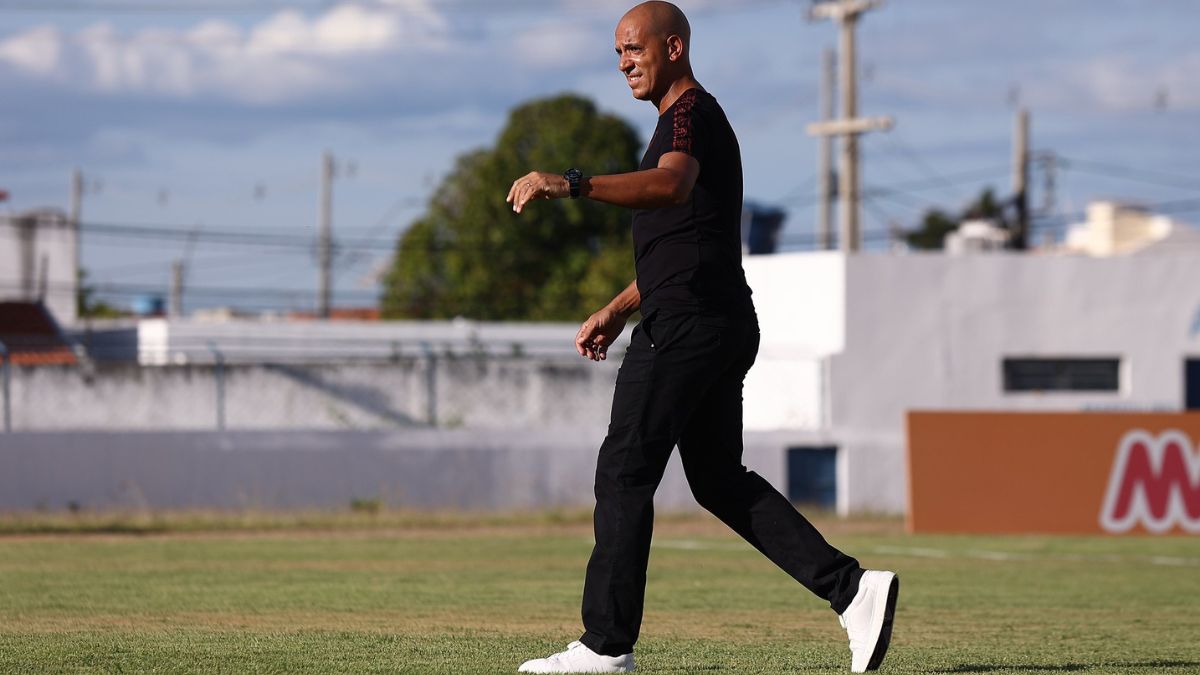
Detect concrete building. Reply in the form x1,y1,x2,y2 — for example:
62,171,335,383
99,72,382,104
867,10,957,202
1062,200,1200,256
0,209,78,325
742,239,1200,515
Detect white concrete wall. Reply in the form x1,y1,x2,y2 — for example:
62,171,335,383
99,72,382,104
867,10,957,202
742,252,843,431
830,251,1200,513
0,211,77,325
136,317,595,365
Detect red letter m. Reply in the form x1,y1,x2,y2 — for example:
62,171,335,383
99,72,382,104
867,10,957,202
1100,430,1200,534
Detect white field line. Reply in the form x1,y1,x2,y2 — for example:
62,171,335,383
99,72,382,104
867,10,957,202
650,539,1200,567
651,539,749,552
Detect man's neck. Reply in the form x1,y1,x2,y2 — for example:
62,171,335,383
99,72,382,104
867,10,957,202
654,75,702,115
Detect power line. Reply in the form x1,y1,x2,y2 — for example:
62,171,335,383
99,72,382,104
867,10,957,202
1031,197,1200,230
859,186,941,213
0,0,332,12
74,168,1015,257
870,133,972,196
11,279,375,299
91,250,306,276
861,194,902,235
779,165,1009,207
0,0,787,14
1055,156,1200,194
69,189,1200,261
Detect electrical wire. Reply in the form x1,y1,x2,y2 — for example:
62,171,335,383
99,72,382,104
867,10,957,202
1055,156,1200,194
9,279,375,299
870,133,971,197
0,0,333,12
0,0,788,14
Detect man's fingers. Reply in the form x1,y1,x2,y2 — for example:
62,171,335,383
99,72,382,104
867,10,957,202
508,174,530,204
514,182,533,213
509,172,561,213
576,322,592,356
508,174,533,210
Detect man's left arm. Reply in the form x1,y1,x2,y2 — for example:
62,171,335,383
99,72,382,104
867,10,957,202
506,152,699,214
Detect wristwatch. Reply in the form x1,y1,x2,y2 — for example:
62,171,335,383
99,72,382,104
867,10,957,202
564,168,583,199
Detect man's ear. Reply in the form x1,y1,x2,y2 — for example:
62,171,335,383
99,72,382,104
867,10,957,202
666,34,684,62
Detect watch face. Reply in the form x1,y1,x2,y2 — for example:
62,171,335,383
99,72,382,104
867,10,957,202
565,169,581,197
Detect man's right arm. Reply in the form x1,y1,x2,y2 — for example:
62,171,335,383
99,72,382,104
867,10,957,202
576,280,640,361
581,152,699,210
507,152,699,214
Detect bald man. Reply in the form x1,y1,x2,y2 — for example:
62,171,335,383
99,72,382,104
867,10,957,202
509,3,898,673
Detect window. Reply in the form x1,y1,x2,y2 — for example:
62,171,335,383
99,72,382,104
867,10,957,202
1002,358,1121,393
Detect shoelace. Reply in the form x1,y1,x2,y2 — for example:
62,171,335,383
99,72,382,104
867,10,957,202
839,613,870,650
548,642,586,664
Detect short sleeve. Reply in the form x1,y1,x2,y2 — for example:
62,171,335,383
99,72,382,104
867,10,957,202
670,90,707,161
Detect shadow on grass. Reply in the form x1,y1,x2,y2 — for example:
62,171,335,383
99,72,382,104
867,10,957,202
933,661,1200,673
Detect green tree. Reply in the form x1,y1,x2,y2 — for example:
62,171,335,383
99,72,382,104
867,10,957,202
382,95,642,321
76,269,124,319
904,187,1008,250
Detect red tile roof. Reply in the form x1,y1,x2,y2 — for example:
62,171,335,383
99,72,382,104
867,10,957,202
0,302,78,367
287,307,382,321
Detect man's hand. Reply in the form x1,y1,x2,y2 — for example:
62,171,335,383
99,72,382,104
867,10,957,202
576,305,630,362
506,171,569,214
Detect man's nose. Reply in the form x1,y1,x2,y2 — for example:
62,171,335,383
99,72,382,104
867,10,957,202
619,55,632,72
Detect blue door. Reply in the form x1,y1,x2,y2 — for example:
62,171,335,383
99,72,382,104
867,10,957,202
1186,359,1200,411
787,446,838,509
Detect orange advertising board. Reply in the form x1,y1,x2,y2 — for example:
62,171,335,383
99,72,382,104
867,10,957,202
907,412,1200,535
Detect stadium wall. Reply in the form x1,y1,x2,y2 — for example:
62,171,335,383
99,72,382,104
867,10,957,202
4,358,621,431
0,429,804,512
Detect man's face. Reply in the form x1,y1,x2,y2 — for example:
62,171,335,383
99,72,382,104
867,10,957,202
614,17,667,102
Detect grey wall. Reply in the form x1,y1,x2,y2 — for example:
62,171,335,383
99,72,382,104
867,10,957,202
0,430,797,512
5,356,621,431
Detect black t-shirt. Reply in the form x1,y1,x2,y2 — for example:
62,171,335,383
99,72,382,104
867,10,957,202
632,88,754,317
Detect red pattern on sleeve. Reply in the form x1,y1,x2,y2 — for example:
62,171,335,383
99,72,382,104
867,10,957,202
671,89,699,155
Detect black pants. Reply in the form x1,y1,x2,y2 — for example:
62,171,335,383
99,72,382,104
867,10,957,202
579,309,864,657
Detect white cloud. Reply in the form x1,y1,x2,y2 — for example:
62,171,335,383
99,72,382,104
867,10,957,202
0,1,452,104
515,19,605,68
0,25,62,76
1080,53,1200,112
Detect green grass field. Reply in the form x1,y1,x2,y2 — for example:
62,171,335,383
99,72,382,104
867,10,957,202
1,511,1198,674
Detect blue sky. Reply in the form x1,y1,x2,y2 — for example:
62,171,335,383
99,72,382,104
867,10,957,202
2,0,1198,312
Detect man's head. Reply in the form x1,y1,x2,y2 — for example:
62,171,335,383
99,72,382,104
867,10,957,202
614,1,692,104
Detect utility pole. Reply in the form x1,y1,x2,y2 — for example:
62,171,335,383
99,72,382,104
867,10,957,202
169,259,184,318
817,47,836,250
37,254,48,301
1011,108,1030,250
69,169,83,320
317,151,334,319
807,0,892,253
1034,150,1057,216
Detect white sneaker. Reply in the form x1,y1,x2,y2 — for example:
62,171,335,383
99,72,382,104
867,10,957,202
517,641,635,673
838,570,899,673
